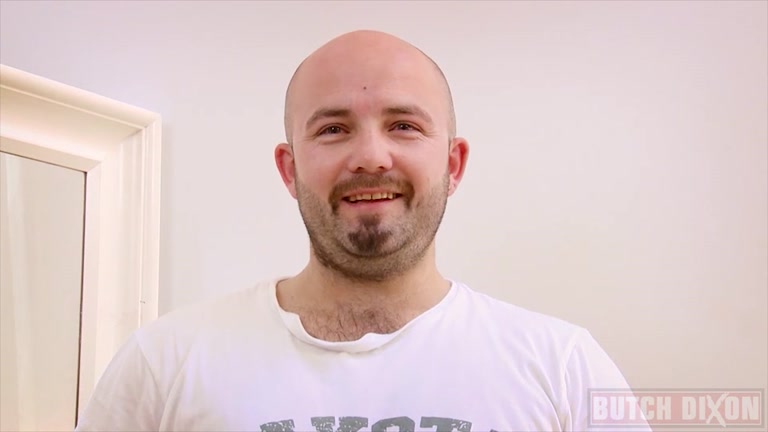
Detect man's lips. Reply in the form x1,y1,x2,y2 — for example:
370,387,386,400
328,176,414,210
340,196,402,213
342,190,403,203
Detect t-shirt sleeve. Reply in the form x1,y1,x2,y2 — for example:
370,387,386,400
74,333,164,431
562,328,652,432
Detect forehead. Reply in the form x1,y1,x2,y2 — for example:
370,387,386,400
290,50,448,127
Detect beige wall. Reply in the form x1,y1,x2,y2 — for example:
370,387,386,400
1,1,765,392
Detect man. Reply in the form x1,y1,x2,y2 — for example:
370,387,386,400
76,30,648,432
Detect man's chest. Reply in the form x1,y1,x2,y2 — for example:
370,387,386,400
157,353,565,432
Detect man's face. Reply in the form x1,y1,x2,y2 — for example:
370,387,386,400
276,36,467,281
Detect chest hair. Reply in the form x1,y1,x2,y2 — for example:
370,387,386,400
298,304,407,342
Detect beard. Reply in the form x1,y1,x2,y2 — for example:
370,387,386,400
295,171,450,282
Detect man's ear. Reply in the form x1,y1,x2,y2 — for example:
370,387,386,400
274,143,298,199
447,137,469,195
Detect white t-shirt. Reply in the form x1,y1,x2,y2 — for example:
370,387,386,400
75,279,648,431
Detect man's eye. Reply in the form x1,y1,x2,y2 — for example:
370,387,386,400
320,125,343,135
393,123,416,131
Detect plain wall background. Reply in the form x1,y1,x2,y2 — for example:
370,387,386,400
1,0,765,391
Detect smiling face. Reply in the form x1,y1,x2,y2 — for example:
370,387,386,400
275,31,468,282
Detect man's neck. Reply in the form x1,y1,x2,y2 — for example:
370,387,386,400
276,248,451,342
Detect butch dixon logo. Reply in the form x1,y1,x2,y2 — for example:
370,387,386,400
589,389,764,428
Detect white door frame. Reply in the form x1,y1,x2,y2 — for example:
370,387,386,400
0,64,162,418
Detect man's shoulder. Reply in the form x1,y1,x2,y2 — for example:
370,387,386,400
454,281,582,327
450,280,589,348
134,278,281,346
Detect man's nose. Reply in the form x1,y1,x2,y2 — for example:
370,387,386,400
346,130,394,173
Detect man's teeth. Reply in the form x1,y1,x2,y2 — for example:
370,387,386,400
347,192,397,202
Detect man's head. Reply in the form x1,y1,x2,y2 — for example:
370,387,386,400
275,30,469,282
283,35,457,145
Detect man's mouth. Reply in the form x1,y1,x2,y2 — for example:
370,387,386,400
344,192,402,203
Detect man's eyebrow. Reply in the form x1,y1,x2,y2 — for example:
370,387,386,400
304,105,434,131
383,105,433,125
305,107,351,131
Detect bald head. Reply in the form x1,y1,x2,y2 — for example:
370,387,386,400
283,30,456,144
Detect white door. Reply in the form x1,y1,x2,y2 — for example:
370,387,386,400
0,152,86,430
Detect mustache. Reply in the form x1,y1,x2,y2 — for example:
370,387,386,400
329,174,415,205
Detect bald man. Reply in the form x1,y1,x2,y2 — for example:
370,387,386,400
76,31,649,432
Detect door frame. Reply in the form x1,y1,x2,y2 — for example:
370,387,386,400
0,64,162,417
